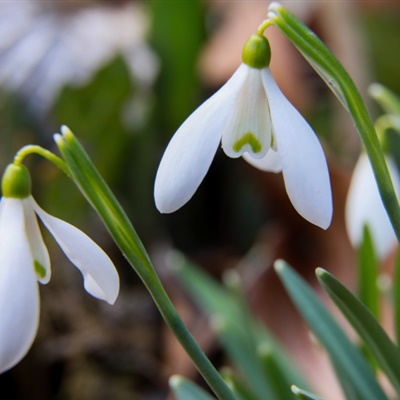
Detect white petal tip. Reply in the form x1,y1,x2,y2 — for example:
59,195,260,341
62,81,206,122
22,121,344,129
60,125,72,135
303,201,332,230
83,272,119,305
154,180,190,214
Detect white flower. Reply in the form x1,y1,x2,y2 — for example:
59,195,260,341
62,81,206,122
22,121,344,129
154,34,332,229
346,153,400,259
0,165,119,374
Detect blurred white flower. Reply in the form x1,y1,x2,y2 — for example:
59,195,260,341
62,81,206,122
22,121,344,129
154,34,332,229
0,1,158,114
346,153,400,259
0,165,119,374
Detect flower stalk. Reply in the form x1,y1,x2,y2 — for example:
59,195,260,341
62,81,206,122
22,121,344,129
264,2,400,241
55,127,235,400
14,144,70,176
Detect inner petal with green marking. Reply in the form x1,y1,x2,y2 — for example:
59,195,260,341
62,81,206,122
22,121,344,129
222,67,272,159
233,132,262,153
34,260,46,279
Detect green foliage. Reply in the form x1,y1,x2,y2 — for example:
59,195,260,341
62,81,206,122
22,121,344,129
275,261,387,400
291,386,324,400
170,375,216,400
317,268,400,394
395,251,400,345
171,253,308,400
360,12,400,94
55,56,133,182
148,0,205,132
357,225,379,317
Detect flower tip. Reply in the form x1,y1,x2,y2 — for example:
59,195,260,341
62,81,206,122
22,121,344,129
60,125,73,139
368,83,385,100
154,184,185,214
273,259,286,274
169,375,185,389
267,2,282,12
319,213,332,230
53,133,63,144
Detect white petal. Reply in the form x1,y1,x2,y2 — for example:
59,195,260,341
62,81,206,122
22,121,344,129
243,148,282,173
154,64,248,213
22,197,51,284
346,154,399,259
0,198,39,373
32,199,119,304
262,68,332,229
222,67,272,159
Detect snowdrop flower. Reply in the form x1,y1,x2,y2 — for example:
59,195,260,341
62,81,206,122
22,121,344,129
346,153,400,259
0,163,119,374
154,34,332,229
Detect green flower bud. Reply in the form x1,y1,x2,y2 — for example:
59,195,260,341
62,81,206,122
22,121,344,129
242,34,271,69
2,164,31,198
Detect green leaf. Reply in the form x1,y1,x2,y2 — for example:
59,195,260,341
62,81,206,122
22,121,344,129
56,129,236,400
170,253,309,400
358,225,379,317
369,83,400,116
221,368,258,400
317,268,400,395
275,260,387,400
257,343,297,400
291,386,324,400
148,0,205,131
169,375,216,400
395,250,400,344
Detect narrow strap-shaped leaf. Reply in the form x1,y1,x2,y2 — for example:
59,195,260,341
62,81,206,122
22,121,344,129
275,260,387,400
170,376,217,400
317,267,400,395
221,368,258,400
369,83,400,116
358,225,379,318
258,344,298,400
172,252,309,400
291,386,324,400
55,128,236,400
395,249,400,344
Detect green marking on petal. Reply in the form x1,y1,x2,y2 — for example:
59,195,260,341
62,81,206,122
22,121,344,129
34,260,46,279
233,132,262,153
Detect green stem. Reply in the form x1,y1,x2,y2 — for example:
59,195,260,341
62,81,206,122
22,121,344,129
55,127,235,400
14,145,70,176
266,3,400,241
257,19,274,36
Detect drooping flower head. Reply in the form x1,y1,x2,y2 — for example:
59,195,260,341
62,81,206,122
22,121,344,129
0,163,119,374
346,152,400,259
154,33,332,229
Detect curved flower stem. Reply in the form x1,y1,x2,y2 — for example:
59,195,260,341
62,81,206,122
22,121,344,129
257,18,274,36
265,2,400,240
14,145,70,176
55,127,236,400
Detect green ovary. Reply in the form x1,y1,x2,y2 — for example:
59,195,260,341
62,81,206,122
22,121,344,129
233,132,262,153
34,260,46,279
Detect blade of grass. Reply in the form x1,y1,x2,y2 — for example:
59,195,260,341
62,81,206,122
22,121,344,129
169,252,308,400
317,268,400,395
275,260,387,400
395,250,400,344
358,225,379,317
170,376,216,400
291,386,324,400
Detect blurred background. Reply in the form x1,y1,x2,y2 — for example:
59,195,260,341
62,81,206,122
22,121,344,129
0,0,400,399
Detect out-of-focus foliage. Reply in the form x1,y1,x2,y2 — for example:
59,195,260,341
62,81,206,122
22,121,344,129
360,10,400,94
